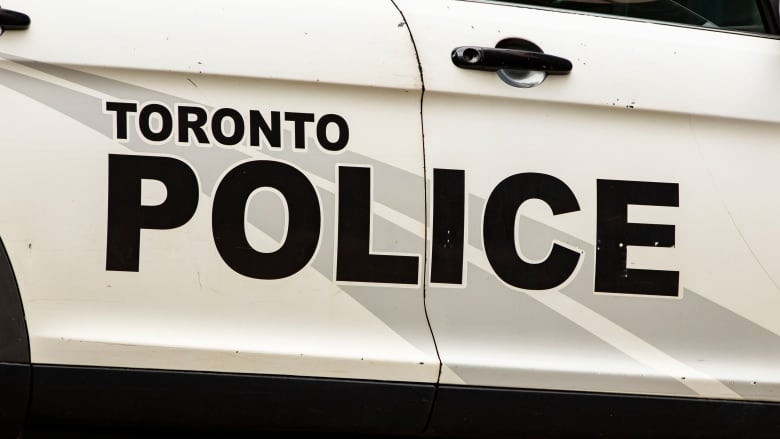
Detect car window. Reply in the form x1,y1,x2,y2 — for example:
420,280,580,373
493,0,766,34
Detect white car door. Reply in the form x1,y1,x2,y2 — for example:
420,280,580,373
0,0,436,434
397,0,780,435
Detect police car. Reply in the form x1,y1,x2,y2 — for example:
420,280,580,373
0,0,779,437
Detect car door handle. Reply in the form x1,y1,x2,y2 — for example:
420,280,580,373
451,46,572,74
0,7,30,31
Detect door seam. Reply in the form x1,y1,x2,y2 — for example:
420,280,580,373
389,0,441,434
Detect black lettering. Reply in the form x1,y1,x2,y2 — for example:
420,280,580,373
284,112,315,149
177,105,209,144
336,166,419,285
431,169,465,284
211,108,245,146
595,179,679,296
139,103,173,142
316,114,349,152
212,160,320,279
249,110,281,148
106,154,199,272
483,173,581,290
105,101,138,140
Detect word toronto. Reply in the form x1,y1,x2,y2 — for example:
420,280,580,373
105,100,350,151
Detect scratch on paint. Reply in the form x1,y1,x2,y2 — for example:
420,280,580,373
196,269,203,292
69,339,143,349
688,116,780,294
187,78,198,88
722,204,779,292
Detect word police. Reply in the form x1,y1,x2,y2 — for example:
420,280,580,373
105,101,350,151
106,156,680,298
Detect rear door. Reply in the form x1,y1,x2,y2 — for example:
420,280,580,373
398,0,780,412
0,0,436,434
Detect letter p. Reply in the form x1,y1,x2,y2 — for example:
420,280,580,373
106,154,199,271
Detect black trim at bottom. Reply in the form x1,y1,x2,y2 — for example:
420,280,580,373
0,362,29,434
427,385,780,438
24,365,780,438
28,365,434,435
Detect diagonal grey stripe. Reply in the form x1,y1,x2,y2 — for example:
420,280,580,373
427,262,697,396
0,63,435,356
516,214,780,400
464,184,778,398
0,53,425,223
0,52,197,108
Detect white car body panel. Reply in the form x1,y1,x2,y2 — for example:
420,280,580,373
0,0,439,383
397,0,780,401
